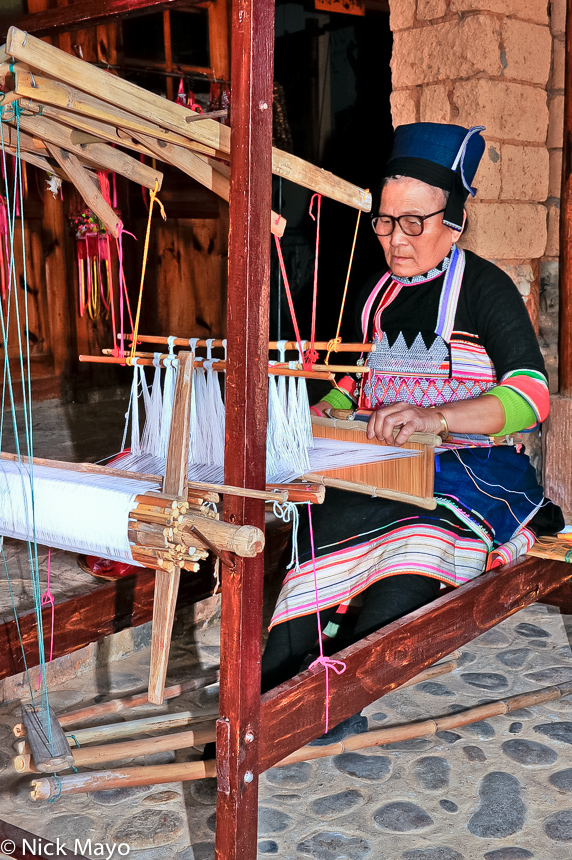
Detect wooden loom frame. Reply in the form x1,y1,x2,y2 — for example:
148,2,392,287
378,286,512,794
0,9,571,860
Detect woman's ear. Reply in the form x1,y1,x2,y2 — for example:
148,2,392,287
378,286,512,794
450,209,467,240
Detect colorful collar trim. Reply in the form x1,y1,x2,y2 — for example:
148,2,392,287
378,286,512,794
391,249,453,285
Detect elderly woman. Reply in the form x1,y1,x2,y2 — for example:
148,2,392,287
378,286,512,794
260,122,563,702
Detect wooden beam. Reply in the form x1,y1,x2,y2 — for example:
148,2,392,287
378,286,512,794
148,352,193,705
216,0,273,853
9,46,370,210
45,143,122,237
14,71,223,158
4,146,67,179
258,556,572,771
163,351,193,499
0,566,214,680
272,149,371,212
6,28,231,154
15,112,163,189
132,130,230,199
0,0,204,41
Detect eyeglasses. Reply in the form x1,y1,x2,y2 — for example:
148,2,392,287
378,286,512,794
371,208,446,237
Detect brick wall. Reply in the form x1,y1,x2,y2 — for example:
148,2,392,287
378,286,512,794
388,0,556,348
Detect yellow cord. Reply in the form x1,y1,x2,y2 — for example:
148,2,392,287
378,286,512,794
129,180,166,364
325,197,366,366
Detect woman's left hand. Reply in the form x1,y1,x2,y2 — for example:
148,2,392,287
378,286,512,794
367,403,443,446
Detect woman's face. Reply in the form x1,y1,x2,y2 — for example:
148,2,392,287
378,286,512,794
377,177,460,278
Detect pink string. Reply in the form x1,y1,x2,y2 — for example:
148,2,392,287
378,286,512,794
38,550,55,691
116,229,136,356
306,503,346,733
273,234,305,361
305,194,322,369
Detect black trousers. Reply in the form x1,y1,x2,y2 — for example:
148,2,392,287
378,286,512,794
261,573,441,694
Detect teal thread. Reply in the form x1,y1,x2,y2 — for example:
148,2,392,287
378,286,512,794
47,775,63,803
0,110,52,745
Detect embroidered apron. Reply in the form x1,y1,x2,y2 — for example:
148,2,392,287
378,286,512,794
360,246,497,412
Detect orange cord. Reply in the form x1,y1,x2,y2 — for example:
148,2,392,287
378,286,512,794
129,180,166,365
325,197,367,366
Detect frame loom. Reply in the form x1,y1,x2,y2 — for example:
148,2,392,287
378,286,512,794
0,11,571,860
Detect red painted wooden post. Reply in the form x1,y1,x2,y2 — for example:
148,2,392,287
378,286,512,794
216,0,274,851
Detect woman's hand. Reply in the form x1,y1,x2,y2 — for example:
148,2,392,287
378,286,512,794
366,395,506,445
367,403,444,446
311,400,333,417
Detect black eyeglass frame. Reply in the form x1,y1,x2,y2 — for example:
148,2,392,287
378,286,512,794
371,207,447,237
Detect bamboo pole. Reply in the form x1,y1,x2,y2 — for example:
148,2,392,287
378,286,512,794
78,354,335,380
6,28,231,155
0,451,162,484
14,71,224,158
31,760,217,800
29,674,572,800
16,112,163,190
15,723,217,774
276,679,572,766
16,659,461,778
302,472,437,510
56,670,220,728
124,334,374,353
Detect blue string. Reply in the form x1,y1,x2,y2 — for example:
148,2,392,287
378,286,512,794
0,104,52,746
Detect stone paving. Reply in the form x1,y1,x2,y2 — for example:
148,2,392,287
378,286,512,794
0,600,572,859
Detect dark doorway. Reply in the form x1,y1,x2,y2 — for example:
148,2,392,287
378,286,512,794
271,1,393,346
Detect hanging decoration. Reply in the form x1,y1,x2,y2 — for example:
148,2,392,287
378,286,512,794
69,174,120,320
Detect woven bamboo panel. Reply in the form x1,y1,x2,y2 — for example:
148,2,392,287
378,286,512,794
309,417,439,509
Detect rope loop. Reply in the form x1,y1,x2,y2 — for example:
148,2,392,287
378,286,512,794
324,336,342,365
272,501,300,572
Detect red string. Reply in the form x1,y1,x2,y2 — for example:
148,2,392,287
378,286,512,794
274,234,305,360
306,502,346,733
305,194,322,369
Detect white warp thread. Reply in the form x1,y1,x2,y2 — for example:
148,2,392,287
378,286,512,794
115,436,417,486
124,362,418,484
0,462,160,563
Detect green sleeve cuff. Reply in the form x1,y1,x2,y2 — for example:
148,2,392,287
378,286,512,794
484,386,537,435
322,388,353,410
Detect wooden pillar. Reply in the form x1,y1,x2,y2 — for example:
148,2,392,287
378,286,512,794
559,0,572,396
215,0,274,853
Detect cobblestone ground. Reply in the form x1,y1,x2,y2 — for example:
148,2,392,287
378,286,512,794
0,602,572,859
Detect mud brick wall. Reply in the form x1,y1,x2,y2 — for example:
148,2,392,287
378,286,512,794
388,0,557,345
